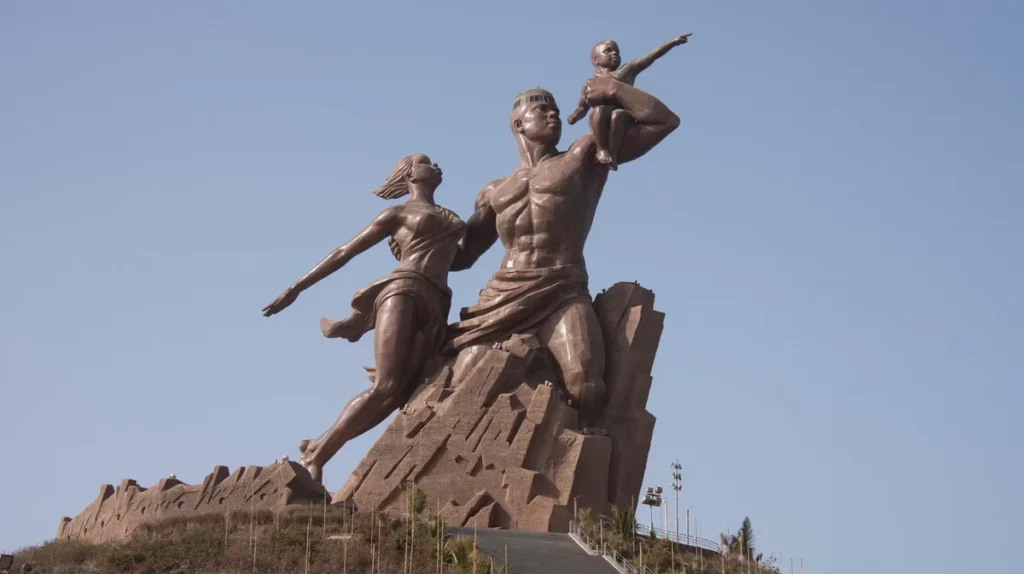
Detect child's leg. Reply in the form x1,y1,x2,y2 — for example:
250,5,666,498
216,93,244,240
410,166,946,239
606,109,634,170
589,105,614,166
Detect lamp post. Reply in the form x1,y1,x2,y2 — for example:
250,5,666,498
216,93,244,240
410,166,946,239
641,486,663,536
671,461,682,571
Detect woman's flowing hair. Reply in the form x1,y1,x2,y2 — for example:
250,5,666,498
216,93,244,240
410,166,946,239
373,155,416,199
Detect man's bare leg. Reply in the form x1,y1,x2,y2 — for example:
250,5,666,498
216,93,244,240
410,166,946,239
299,295,419,483
537,300,607,430
589,105,616,169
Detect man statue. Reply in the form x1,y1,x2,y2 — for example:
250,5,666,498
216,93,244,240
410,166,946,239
446,76,680,429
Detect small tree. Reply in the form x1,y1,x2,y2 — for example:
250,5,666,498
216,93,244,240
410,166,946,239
407,486,427,517
603,506,637,550
577,507,596,539
722,517,762,562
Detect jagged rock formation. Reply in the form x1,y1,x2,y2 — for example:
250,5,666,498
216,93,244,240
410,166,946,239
56,281,664,541
57,461,328,543
335,281,663,532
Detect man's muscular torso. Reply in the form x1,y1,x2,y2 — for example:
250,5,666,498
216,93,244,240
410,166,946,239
449,80,678,427
484,135,608,270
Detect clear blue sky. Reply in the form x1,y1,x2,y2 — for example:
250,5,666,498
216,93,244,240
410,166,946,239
1,1,1020,572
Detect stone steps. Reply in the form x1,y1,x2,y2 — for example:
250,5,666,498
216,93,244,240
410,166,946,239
448,527,620,574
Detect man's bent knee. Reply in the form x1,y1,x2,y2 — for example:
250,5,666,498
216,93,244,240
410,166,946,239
562,370,606,425
369,378,403,403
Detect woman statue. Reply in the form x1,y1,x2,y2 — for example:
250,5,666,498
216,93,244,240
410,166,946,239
262,154,465,483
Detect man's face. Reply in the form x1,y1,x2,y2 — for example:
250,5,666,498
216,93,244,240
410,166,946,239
515,101,562,146
592,41,621,70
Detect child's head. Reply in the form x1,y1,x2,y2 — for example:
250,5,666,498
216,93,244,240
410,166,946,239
591,40,621,71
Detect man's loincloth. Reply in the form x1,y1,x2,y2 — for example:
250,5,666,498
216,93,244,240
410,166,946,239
320,270,452,356
444,264,592,352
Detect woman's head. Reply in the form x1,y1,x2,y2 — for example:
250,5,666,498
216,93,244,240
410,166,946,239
373,154,443,199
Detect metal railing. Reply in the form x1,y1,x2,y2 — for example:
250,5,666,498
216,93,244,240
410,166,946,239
635,523,722,554
568,521,655,574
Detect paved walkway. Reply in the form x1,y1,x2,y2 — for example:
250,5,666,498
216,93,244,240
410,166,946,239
447,527,620,574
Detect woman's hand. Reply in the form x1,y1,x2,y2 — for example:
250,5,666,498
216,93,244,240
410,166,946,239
262,287,299,317
388,237,402,261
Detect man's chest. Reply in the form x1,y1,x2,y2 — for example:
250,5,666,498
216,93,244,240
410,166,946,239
491,160,584,215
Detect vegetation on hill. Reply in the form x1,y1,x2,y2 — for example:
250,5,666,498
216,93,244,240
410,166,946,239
12,489,512,574
576,506,783,574
13,487,785,574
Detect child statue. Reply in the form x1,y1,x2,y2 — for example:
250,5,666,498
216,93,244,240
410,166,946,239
567,34,691,170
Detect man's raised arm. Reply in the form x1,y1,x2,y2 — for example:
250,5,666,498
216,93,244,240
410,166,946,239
584,77,680,166
451,179,503,271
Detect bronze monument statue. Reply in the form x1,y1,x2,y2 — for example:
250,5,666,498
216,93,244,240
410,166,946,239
58,36,691,541
567,34,690,170
261,154,465,483
447,72,681,430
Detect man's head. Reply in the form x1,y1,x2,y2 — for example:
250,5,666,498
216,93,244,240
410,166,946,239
591,40,621,71
510,88,561,146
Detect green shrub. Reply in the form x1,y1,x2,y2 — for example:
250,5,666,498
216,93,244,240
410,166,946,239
12,507,511,574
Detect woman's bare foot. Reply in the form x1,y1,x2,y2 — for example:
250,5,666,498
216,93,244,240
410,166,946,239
596,149,618,171
298,439,323,484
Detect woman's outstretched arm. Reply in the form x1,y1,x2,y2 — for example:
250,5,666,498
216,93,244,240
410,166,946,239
263,206,401,317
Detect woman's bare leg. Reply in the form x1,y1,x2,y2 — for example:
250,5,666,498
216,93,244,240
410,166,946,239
299,295,421,483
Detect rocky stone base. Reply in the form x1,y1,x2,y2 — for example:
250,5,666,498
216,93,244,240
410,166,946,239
334,281,663,533
57,281,664,541
57,461,329,543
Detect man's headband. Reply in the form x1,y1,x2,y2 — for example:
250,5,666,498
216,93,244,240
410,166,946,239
513,89,557,111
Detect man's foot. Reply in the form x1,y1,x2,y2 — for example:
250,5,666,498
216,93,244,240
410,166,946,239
298,439,323,484
595,149,618,171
